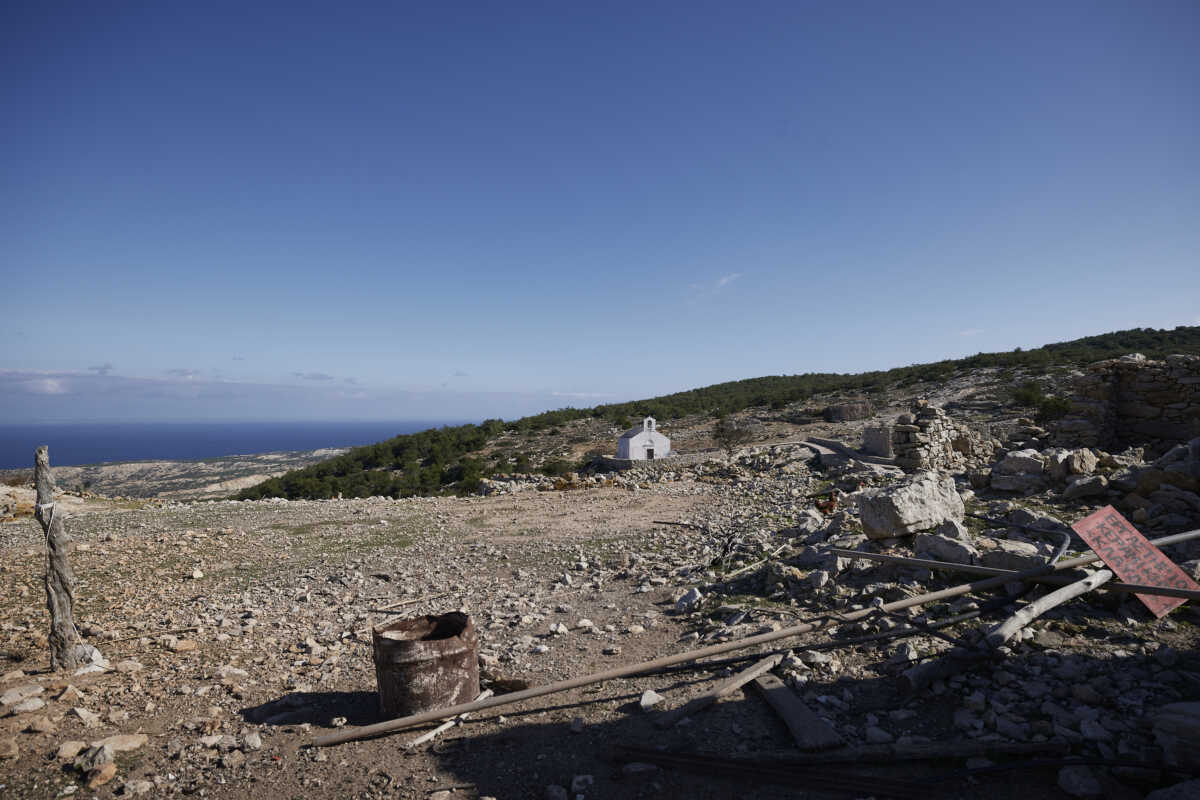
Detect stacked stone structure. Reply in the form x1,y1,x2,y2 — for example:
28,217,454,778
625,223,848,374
1054,354,1200,450
891,404,961,471
887,403,996,472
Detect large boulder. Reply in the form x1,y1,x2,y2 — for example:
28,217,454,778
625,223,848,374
913,532,978,565
1062,474,1108,500
979,539,1049,571
991,449,1048,492
859,472,965,540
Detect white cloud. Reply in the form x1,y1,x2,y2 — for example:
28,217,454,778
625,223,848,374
26,377,69,395
715,272,742,288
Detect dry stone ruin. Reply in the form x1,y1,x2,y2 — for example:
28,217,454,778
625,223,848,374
1054,353,1200,452
864,402,996,472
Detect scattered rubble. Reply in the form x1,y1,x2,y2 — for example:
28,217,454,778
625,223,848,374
2,358,1199,799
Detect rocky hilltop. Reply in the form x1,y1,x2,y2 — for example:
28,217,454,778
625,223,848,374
2,350,1200,799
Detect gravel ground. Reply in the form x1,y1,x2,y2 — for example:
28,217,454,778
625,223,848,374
2,446,1199,800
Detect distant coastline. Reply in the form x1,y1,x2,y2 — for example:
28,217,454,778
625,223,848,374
0,421,462,470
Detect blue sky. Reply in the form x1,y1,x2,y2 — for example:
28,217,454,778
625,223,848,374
2,1,1198,422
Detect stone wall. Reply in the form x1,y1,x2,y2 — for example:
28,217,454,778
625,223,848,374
1054,354,1200,450
862,425,893,458
889,403,996,472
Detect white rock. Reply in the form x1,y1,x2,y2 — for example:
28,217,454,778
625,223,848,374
859,472,965,539
675,588,703,613
639,689,665,711
1,685,43,706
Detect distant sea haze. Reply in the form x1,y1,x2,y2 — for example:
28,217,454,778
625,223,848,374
0,421,461,470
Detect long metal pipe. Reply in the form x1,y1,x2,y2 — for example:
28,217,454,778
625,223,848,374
314,527,1200,747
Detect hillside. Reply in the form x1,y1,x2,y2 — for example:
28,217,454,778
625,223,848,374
236,325,1200,501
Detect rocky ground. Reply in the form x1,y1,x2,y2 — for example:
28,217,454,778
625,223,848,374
3,358,1200,800
3,417,1200,799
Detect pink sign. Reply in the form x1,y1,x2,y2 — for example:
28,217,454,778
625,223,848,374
1071,505,1199,618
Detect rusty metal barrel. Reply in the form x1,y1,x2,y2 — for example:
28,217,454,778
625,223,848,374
371,612,480,717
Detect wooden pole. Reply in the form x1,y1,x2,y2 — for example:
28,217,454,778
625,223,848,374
33,446,80,671
314,527,1200,747
899,570,1114,693
654,653,782,729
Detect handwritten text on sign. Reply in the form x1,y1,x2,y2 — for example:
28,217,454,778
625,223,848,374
1070,506,1199,618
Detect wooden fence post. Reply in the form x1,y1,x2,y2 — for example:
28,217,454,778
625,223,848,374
33,446,80,671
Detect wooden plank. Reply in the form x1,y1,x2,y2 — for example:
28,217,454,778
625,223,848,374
751,674,841,750
655,654,782,729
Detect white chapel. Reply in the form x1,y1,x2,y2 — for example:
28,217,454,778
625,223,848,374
617,417,671,460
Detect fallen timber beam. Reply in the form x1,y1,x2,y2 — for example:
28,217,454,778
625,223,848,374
654,653,781,729
827,532,1200,602
900,569,1115,692
313,527,1200,747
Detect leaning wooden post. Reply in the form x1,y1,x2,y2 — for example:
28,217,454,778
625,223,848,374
34,446,80,671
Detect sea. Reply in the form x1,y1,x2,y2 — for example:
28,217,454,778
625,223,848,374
0,421,462,470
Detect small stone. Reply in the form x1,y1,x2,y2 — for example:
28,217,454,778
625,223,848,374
169,639,198,652
121,779,154,796
87,761,118,789
94,734,148,753
23,715,55,733
0,737,18,759
75,743,114,772
57,740,88,760
1080,718,1113,742
73,707,102,727
544,785,568,800
115,660,144,674
1058,765,1104,799
10,696,45,714
1,684,43,706
217,665,248,682
242,731,263,751
639,689,665,712
191,569,204,580
220,749,246,768
570,774,595,793
57,685,85,703
864,725,894,744
675,588,703,613
622,762,659,776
